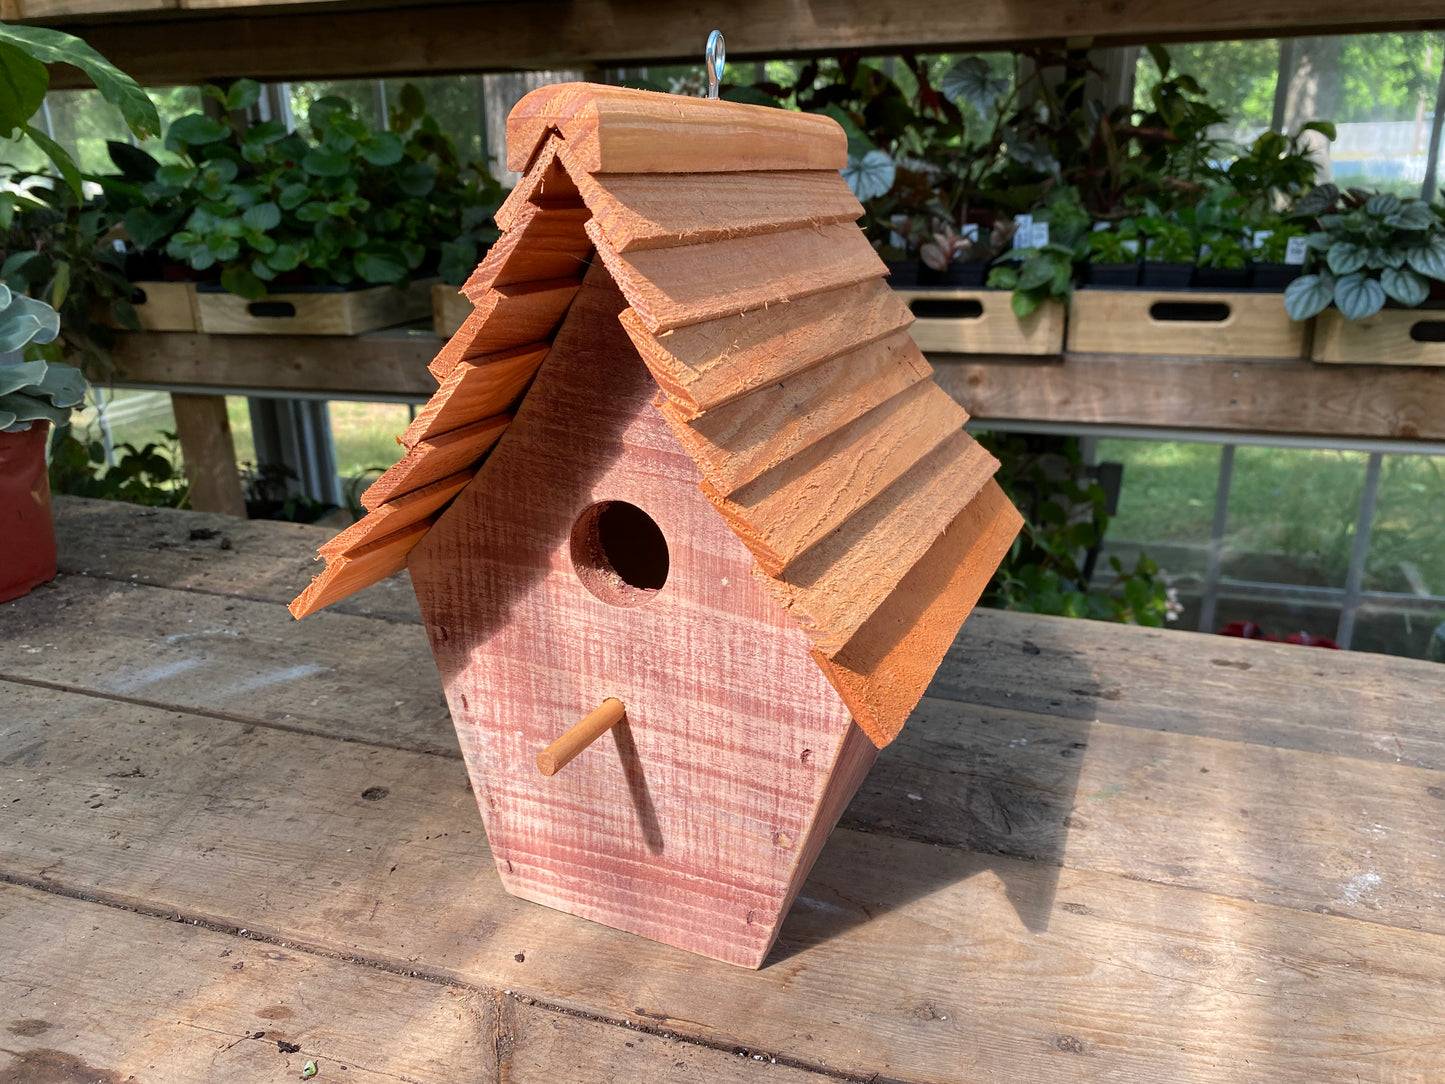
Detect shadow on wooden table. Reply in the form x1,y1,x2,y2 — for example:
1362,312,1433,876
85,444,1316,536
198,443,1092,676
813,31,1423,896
768,621,1096,962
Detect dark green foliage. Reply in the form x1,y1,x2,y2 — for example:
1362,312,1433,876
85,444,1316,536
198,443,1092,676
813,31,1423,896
48,427,190,508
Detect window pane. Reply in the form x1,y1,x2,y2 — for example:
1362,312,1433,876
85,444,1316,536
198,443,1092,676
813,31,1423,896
1363,453,1445,596
1098,438,1220,587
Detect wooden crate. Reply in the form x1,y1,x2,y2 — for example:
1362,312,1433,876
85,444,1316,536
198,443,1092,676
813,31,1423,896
431,282,472,338
125,281,198,332
1311,307,1445,365
1068,288,1308,359
893,288,1065,355
193,277,436,335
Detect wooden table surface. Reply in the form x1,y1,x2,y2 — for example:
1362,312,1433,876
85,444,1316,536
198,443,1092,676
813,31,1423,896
3,497,1443,1083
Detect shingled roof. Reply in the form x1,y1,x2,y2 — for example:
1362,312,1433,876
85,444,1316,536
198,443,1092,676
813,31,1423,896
289,82,1021,747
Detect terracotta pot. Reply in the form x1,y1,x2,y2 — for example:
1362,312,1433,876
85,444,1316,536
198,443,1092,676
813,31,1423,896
0,421,57,603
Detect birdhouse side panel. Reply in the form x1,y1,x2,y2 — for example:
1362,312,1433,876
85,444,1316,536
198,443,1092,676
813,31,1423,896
408,275,861,968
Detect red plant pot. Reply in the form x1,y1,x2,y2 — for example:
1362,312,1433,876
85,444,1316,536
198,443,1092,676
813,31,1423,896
0,421,57,603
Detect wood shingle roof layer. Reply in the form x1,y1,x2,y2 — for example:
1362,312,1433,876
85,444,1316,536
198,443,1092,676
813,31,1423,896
289,82,1021,746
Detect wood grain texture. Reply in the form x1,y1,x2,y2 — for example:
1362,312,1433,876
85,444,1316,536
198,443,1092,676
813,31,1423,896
505,82,847,174
580,169,863,252
1066,288,1308,359
360,413,508,511
408,274,860,968
430,278,582,382
1312,307,1445,365
494,134,576,232
116,279,197,331
289,518,434,619
895,288,1066,355
432,281,471,338
7,680,1445,1083
462,200,593,303
40,1,1445,88
703,381,968,576
591,219,886,333
657,329,933,494
320,470,473,557
929,352,1445,439
814,481,1022,745
192,277,435,336
402,343,548,447
621,278,915,414
170,392,245,517
760,430,1000,656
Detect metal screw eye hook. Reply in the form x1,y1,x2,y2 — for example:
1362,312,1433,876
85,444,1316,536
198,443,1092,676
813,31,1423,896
706,30,725,100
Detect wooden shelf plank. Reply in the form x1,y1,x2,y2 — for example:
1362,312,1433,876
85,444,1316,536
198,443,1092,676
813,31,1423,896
33,0,1445,88
101,331,1445,441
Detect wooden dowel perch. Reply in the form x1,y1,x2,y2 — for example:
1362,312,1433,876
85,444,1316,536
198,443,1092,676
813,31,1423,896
537,698,626,776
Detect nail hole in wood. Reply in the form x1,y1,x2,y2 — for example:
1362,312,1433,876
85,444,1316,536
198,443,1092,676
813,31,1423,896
570,500,669,606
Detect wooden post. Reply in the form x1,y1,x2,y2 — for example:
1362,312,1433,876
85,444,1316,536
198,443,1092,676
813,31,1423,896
537,698,626,776
171,393,246,517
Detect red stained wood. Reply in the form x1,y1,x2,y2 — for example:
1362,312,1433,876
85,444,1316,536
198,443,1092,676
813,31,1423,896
590,219,886,333
402,344,549,448
319,469,473,559
406,271,860,968
429,278,582,382
505,82,847,175
361,413,509,512
620,279,914,414
463,199,594,303
813,481,1023,746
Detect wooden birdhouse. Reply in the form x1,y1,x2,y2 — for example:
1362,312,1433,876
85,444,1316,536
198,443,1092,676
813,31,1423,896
291,82,1022,968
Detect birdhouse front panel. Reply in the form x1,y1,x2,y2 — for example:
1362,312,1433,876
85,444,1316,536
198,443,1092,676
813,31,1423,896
290,81,1023,967
406,267,869,967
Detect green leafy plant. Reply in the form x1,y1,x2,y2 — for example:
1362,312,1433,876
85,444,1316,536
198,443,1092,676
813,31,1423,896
1221,122,1335,216
1284,188,1445,321
1136,207,1198,263
987,242,1074,316
1086,220,1139,263
1250,219,1307,264
48,427,190,507
145,80,504,298
978,431,1172,626
0,283,85,432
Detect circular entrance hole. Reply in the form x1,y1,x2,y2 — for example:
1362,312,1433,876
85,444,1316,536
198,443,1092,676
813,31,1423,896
569,500,670,606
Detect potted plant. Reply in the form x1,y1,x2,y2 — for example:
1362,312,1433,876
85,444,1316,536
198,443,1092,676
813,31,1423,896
1083,220,1141,286
1248,218,1308,290
0,285,84,602
1137,211,1197,288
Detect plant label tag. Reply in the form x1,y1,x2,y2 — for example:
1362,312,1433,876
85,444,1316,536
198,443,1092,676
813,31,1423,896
1285,236,1308,265
1252,229,1273,249
1031,221,1050,247
960,223,980,242
1012,214,1033,249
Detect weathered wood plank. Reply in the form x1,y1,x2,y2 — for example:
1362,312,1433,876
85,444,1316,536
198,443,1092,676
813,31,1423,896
49,496,423,622
505,83,847,174
5,684,1444,1084
39,1,1445,89
0,881,830,1084
170,392,246,516
935,608,1445,770
932,353,1445,441
1067,289,1308,359
0,574,453,753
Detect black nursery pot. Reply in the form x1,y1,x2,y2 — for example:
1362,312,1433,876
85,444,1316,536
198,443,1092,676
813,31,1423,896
920,260,989,288
1086,261,1141,287
1194,265,1251,289
884,259,921,288
1250,262,1304,291
1140,261,1195,289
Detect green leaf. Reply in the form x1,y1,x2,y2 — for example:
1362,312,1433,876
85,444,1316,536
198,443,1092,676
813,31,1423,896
207,236,241,262
820,102,874,157
1283,272,1335,321
21,124,81,198
0,41,50,139
165,113,230,150
0,23,159,138
0,359,49,395
264,243,302,272
358,131,404,166
840,149,894,202
396,83,424,123
278,183,312,210
1300,120,1337,141
1333,272,1386,321
940,56,1010,115
225,78,261,112
0,291,61,352
398,161,436,197
1016,256,1055,291
296,201,329,223
438,240,477,286
49,260,70,310
1384,201,1436,231
986,265,1018,290
1406,234,1445,281
109,297,142,332
355,251,407,283
220,265,267,299
720,85,785,108
106,140,160,181
156,162,199,189
1010,288,1042,318
1380,267,1429,308
1326,241,1366,276
124,207,181,250
302,149,350,177
1146,43,1172,76
241,119,288,145
242,201,281,231
250,256,276,282
1364,193,1401,218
